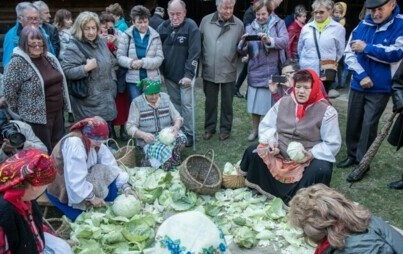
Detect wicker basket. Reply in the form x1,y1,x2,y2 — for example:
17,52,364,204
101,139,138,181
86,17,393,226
44,218,71,240
179,149,222,195
222,174,246,189
108,139,136,168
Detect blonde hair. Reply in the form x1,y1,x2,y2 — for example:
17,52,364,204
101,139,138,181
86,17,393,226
70,11,99,41
288,184,371,249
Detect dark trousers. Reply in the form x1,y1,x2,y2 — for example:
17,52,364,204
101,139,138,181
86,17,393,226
346,90,390,161
30,110,64,154
203,80,235,134
235,63,248,91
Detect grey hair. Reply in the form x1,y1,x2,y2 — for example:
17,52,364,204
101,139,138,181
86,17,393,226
312,0,334,11
167,0,186,10
16,2,38,17
70,11,100,41
216,0,237,7
32,1,48,12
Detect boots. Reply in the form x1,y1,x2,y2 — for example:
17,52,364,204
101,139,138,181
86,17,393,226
120,125,128,141
388,173,403,189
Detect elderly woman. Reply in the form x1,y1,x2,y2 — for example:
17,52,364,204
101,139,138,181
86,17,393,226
239,69,341,204
298,0,345,95
3,25,71,154
0,149,72,253
62,11,117,134
117,5,164,103
238,0,288,142
289,184,403,253
46,116,136,221
126,79,187,170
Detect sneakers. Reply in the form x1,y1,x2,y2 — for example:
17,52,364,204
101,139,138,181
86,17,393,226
327,89,340,98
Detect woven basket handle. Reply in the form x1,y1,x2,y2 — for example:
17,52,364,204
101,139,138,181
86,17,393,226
125,138,135,147
200,149,215,188
105,138,121,150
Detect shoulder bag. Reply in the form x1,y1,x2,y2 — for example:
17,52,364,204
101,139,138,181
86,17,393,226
67,40,91,99
312,27,337,82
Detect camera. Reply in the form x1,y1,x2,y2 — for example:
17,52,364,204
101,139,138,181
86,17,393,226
0,122,26,147
107,28,115,35
272,75,287,83
245,35,261,41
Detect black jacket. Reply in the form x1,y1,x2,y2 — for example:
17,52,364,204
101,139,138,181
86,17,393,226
0,195,44,254
392,61,403,112
149,14,165,30
42,23,61,58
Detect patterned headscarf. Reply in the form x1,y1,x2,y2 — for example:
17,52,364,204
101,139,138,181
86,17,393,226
0,149,57,215
70,116,109,152
137,78,161,95
0,149,56,192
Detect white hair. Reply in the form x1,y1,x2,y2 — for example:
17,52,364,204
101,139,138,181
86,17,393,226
216,0,237,8
16,2,37,17
32,1,49,11
312,0,334,11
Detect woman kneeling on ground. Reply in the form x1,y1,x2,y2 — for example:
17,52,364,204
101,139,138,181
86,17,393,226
46,116,136,221
239,69,341,204
126,78,187,170
0,149,72,253
289,184,403,253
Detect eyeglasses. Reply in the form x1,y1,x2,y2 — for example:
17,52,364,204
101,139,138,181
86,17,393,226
20,15,39,22
314,10,326,15
28,42,44,48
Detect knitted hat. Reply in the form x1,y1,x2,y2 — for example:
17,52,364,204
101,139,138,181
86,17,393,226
0,149,57,191
154,211,228,253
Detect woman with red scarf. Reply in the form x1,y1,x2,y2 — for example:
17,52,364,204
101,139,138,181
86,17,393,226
239,69,341,204
0,149,72,254
289,184,403,253
46,116,136,221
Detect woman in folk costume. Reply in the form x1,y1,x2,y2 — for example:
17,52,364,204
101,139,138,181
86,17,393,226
0,149,72,254
46,116,136,221
239,69,341,204
126,78,187,170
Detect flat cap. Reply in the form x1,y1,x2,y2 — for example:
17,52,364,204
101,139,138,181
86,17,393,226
365,0,390,9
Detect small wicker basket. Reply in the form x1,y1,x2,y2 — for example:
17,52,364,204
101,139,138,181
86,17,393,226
222,174,246,189
108,139,136,168
179,149,222,195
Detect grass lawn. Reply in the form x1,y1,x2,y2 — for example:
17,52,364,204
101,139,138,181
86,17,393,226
179,79,403,229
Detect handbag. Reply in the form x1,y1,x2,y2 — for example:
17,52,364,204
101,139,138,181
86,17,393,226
312,27,337,82
67,40,91,99
116,35,131,93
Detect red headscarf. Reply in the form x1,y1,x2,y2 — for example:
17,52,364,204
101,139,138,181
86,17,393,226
70,116,109,153
292,69,326,121
0,149,57,214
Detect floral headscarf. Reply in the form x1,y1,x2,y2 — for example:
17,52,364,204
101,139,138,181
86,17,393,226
137,78,161,95
0,149,57,214
70,116,109,152
292,69,326,121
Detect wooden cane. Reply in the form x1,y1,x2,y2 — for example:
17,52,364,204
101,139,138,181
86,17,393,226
348,112,397,187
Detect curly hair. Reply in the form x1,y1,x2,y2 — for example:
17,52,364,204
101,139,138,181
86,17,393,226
129,5,151,21
288,184,371,249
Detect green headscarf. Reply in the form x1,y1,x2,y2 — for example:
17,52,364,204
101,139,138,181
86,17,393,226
137,79,161,95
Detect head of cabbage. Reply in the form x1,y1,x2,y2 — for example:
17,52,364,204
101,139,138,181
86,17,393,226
112,194,142,218
286,141,305,162
159,127,176,145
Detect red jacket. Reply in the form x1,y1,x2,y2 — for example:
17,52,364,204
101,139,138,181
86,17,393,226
287,20,303,60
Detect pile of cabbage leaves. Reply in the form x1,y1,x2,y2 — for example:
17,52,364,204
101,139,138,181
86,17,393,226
66,166,314,254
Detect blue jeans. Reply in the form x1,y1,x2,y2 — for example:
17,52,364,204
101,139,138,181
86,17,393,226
127,82,142,103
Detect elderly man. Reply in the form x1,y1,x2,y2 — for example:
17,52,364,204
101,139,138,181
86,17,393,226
339,0,403,182
200,0,243,141
157,0,201,148
150,7,165,29
2,2,55,68
33,1,60,57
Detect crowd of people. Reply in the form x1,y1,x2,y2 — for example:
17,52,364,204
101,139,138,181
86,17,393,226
0,0,402,252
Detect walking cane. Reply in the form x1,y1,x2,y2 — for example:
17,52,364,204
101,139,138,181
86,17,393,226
347,112,398,186
191,61,198,151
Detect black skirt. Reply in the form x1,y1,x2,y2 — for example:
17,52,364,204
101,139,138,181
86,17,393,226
239,144,333,204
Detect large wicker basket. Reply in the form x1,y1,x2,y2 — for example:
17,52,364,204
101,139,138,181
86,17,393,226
179,149,222,195
108,139,136,168
222,174,246,189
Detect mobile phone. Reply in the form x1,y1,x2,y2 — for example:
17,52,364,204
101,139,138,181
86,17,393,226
272,75,287,83
107,28,115,35
245,35,261,41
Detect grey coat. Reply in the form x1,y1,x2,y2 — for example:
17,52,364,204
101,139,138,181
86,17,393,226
62,37,117,121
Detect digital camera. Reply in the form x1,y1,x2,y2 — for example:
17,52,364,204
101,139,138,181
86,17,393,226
0,122,26,147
